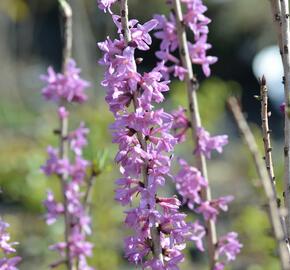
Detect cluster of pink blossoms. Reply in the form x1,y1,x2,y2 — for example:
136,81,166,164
154,1,242,268
0,220,21,270
41,59,94,269
98,2,209,269
154,0,217,79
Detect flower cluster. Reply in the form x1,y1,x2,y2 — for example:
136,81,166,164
154,0,217,78
98,3,208,269
152,1,241,268
41,60,93,269
0,219,21,270
174,151,241,269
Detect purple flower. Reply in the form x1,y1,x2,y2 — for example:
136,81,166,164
175,159,207,208
154,14,178,52
131,19,159,51
41,59,90,103
43,191,64,225
69,123,89,156
58,106,69,119
171,107,190,143
195,126,228,159
97,0,117,13
217,232,242,262
214,262,225,270
0,220,21,270
0,257,21,270
196,196,234,221
154,1,217,77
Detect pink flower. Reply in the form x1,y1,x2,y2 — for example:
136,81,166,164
69,122,89,156
175,159,207,208
171,107,190,143
217,232,242,262
41,59,90,103
97,0,117,13
43,191,64,225
196,196,234,221
195,126,228,159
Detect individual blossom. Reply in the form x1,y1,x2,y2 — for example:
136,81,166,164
196,196,234,221
195,126,228,159
97,0,117,13
43,191,64,225
0,220,21,270
171,107,190,143
216,232,242,264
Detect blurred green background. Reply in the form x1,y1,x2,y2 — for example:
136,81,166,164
0,0,286,269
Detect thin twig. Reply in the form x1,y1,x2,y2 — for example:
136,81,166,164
260,76,276,186
83,171,99,214
228,97,290,270
58,0,73,269
172,0,217,268
270,0,290,239
59,0,72,71
119,0,163,263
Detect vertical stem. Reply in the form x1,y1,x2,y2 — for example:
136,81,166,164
260,76,276,187
58,0,73,269
119,0,164,263
281,0,290,240
270,0,290,240
172,0,217,268
228,97,290,270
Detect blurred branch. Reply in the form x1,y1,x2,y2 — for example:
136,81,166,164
58,1,73,269
270,0,290,239
228,97,290,270
59,0,72,70
172,0,217,268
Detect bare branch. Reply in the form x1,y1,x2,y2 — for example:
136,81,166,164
260,76,276,186
228,97,290,270
270,0,290,239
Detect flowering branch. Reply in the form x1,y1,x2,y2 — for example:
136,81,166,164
41,2,93,270
119,0,163,261
270,0,290,239
58,1,73,268
171,0,217,267
228,97,290,269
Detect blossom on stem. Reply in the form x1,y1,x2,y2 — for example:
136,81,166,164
0,220,21,270
195,126,228,159
98,1,206,268
154,0,217,78
40,59,90,103
171,107,190,143
215,232,242,267
174,159,207,208
41,60,93,270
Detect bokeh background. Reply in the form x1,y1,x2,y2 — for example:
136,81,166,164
0,0,286,269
